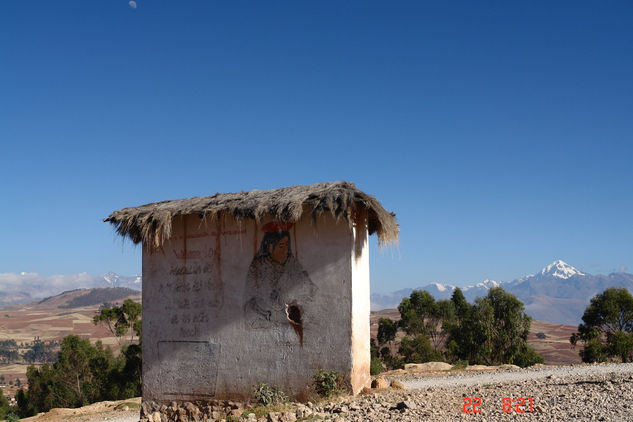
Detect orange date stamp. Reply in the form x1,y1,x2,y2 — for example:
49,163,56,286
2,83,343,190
462,397,534,413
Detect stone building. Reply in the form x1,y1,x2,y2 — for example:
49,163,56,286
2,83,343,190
105,181,398,404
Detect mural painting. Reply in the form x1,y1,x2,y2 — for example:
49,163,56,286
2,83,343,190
244,222,316,346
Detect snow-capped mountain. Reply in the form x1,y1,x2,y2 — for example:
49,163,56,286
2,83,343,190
536,259,585,279
102,272,142,289
0,272,142,307
371,260,633,325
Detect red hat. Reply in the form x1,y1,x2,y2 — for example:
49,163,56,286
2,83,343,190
261,222,293,232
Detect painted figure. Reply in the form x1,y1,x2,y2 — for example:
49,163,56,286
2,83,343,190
244,222,315,345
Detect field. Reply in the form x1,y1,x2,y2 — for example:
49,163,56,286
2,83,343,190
0,289,141,398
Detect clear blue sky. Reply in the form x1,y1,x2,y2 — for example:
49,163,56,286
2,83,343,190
1,1,632,293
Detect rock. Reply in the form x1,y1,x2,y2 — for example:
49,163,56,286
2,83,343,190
390,380,406,390
371,377,389,389
404,362,453,372
148,412,162,422
360,387,373,394
279,411,297,422
267,412,281,422
141,401,154,416
296,405,312,418
464,365,496,371
498,364,520,370
395,400,417,410
229,408,242,417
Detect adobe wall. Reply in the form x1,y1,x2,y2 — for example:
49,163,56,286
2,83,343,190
141,212,370,403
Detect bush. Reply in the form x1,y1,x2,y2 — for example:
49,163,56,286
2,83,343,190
511,343,545,368
370,358,383,375
572,288,633,363
580,338,607,363
6,413,19,422
451,360,468,370
313,369,343,397
398,334,443,363
252,383,287,406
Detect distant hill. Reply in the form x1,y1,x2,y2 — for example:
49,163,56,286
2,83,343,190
37,287,141,309
0,272,141,307
371,260,633,325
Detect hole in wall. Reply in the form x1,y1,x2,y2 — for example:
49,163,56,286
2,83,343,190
286,302,303,347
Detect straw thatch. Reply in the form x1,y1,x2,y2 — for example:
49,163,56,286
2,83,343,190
105,181,398,249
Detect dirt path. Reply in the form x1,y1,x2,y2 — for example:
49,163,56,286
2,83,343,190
397,362,633,390
21,398,140,422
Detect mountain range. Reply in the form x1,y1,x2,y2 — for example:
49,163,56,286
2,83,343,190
0,271,141,307
371,260,633,325
3,261,631,326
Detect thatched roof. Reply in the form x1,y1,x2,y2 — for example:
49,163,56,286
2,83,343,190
105,181,398,248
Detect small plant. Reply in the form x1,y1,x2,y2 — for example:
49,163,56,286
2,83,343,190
6,413,19,422
253,382,287,406
370,357,384,375
451,360,468,370
313,369,343,397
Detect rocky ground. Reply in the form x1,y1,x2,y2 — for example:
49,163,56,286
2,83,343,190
23,363,633,421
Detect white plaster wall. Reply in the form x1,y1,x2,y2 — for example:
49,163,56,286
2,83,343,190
351,224,371,393
142,212,367,402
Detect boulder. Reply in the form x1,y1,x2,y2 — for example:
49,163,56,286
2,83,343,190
390,379,406,390
464,365,496,371
371,377,389,389
395,400,417,410
498,364,520,370
404,362,453,372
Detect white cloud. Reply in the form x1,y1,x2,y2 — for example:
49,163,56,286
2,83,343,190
620,265,628,273
0,272,101,300
128,1,137,9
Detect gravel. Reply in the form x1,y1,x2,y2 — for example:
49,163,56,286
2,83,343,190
399,362,633,390
306,363,633,421
68,364,633,421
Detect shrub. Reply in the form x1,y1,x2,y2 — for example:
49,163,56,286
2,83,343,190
370,357,383,375
451,360,468,370
511,343,545,368
313,369,343,397
580,338,607,363
6,413,19,422
252,383,287,406
572,288,633,363
398,334,443,363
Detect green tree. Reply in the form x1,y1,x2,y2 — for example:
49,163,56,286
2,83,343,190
571,287,633,362
93,299,142,344
444,288,477,362
369,339,383,375
0,387,10,420
446,287,541,367
16,388,36,418
398,334,442,363
398,290,435,336
377,318,397,346
427,300,455,351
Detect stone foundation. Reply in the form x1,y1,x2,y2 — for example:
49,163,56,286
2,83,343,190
140,399,247,422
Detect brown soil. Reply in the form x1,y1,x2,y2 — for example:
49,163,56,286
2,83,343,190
21,397,141,422
0,292,141,398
